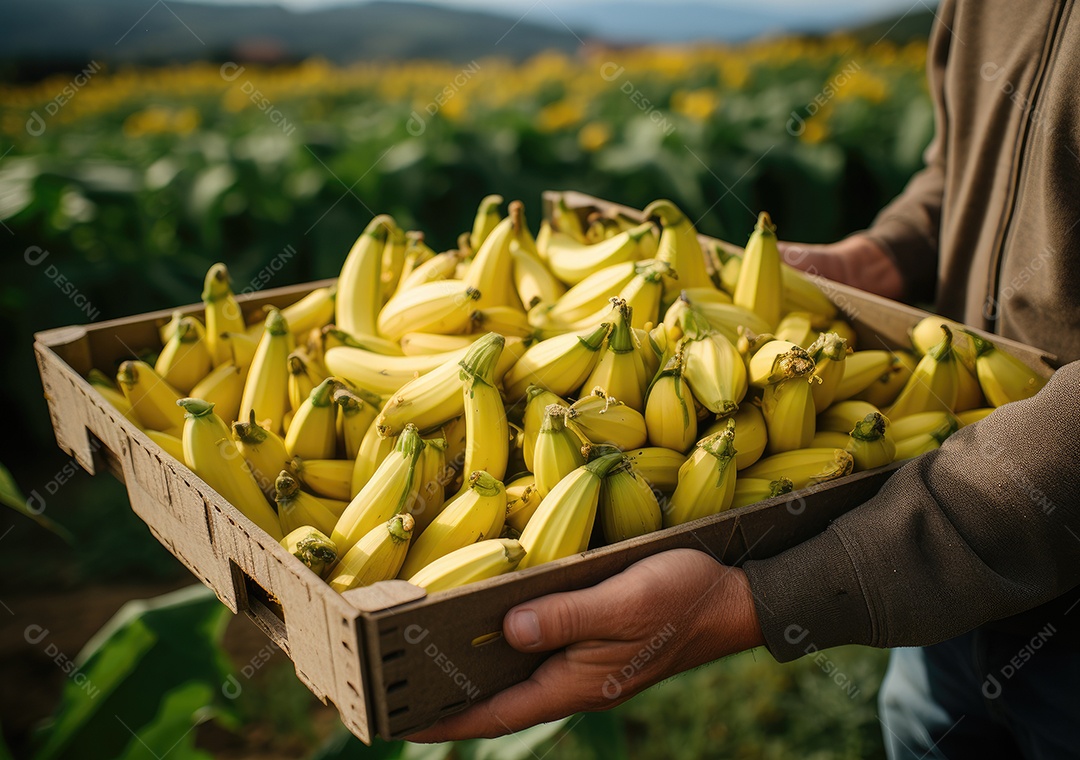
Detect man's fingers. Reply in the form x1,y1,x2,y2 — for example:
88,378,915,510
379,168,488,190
405,652,596,742
504,576,634,652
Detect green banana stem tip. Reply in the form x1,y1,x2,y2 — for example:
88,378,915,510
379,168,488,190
459,332,506,382
264,308,289,337
468,470,504,497
88,368,114,388
642,199,687,227
754,212,777,237
932,415,960,444
699,423,737,460
175,317,199,343
288,354,307,375
927,324,955,361
578,322,612,351
333,388,363,414
774,347,816,380
770,477,795,497
584,451,627,479
810,332,849,362
679,308,712,341
232,412,269,444
388,513,415,542
275,471,300,501
962,329,994,358
177,397,216,418
394,424,426,462
582,442,621,462
850,412,887,441
117,360,139,387
364,214,396,241
540,404,570,433
608,304,636,353
309,378,339,407
295,536,338,566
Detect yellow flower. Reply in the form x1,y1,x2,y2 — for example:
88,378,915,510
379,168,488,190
672,87,719,121
537,99,584,132
800,116,829,145
578,121,611,151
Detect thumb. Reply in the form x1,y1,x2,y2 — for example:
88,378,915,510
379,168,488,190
503,583,621,653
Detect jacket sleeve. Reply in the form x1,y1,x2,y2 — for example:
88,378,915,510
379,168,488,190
742,359,1080,662
859,0,954,305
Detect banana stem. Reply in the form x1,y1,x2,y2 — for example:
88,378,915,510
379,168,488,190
540,404,570,433
584,451,626,479
927,324,955,362
233,410,270,444
177,397,216,418
850,412,887,441
202,263,234,304
467,470,503,497
755,212,777,236
459,332,506,384
275,471,301,502
308,377,338,408
264,308,288,337
578,322,612,352
388,513,415,543
769,477,794,498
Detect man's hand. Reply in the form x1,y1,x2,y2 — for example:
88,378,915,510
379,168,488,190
778,234,905,301
406,549,764,742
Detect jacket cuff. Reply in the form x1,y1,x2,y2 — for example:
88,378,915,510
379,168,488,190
859,215,939,305
742,526,876,663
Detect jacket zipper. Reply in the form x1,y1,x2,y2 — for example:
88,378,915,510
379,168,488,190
985,0,1071,327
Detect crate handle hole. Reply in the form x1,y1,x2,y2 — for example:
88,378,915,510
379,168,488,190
230,560,288,650
471,631,502,647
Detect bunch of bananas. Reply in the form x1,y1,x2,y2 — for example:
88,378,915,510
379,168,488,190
90,194,1050,595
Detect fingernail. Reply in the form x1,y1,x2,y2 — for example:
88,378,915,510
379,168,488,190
508,609,541,648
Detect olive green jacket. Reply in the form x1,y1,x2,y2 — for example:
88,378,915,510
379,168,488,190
745,0,1080,660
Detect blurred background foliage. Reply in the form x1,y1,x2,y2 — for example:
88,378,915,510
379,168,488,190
1,24,929,760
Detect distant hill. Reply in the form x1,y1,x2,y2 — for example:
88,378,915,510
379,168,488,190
0,0,584,76
0,0,936,81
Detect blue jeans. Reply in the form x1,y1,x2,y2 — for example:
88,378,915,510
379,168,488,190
879,629,1080,759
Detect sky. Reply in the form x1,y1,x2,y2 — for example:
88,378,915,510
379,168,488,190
199,0,922,13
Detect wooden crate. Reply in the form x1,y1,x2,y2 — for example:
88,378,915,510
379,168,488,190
34,193,1056,744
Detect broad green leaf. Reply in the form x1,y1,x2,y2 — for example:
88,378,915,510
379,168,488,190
33,585,233,760
455,717,573,760
0,460,73,542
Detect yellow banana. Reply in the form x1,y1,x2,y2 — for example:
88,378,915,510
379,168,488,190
706,402,766,469
292,457,354,501
733,212,783,329
400,332,481,356
396,249,464,293
893,424,956,461
522,386,567,472
510,201,564,309
505,474,543,533
440,415,468,493
743,447,854,490
239,308,293,434
218,331,259,373
144,429,184,461
398,471,506,578
533,405,587,497
957,407,994,427
530,261,637,325
966,331,1047,408
397,233,437,289
178,398,281,540
325,343,468,397
155,316,212,394
465,209,520,309
888,410,960,441
517,452,625,569
282,286,336,339
599,458,662,542
233,410,291,499
336,214,393,338
117,360,186,432
545,222,653,286
664,420,738,528
408,435,449,535
731,476,795,509
407,538,525,593
503,322,610,401
202,263,248,366
954,358,987,412
351,415,399,496
678,309,747,415
470,306,534,339
88,368,143,428
911,316,970,358
551,195,587,242
644,345,697,453
846,412,896,471
469,194,503,253
460,334,509,485
333,387,379,462
679,300,772,346
818,399,882,434
584,300,648,411
380,226,407,302
322,326,404,356
762,369,817,454
780,265,838,320
624,447,685,492
332,424,424,552
189,361,244,424
288,351,327,414
377,279,482,341
810,431,853,448
285,377,339,460
886,325,960,418
281,526,338,579
567,389,648,450
808,332,850,413
852,351,916,407
642,199,712,307
773,311,820,349
329,513,414,593
275,470,339,537
828,319,858,350
748,339,815,388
